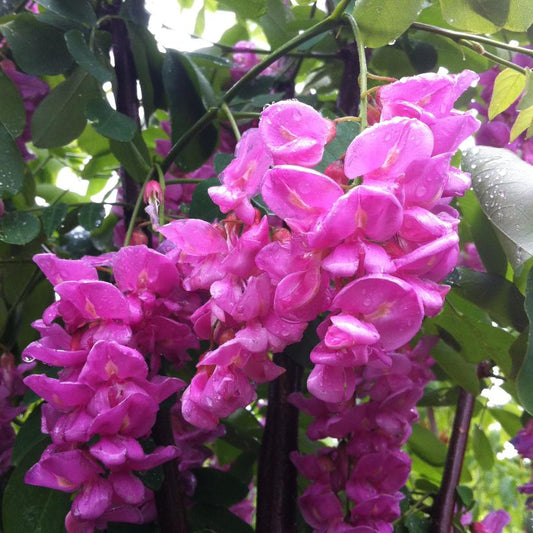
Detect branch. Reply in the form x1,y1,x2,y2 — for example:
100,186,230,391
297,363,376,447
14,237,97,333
256,353,303,533
431,388,475,532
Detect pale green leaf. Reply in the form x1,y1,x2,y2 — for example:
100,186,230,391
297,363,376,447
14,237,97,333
488,68,525,120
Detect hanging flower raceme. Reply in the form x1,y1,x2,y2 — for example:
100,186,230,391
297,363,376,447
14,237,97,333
22,247,199,532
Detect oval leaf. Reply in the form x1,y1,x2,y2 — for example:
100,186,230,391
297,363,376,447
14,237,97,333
463,146,533,268
0,122,25,197
0,211,41,244
353,0,425,48
31,68,99,148
65,29,113,84
85,98,137,142
0,13,73,75
488,68,525,120
439,0,499,33
35,0,97,28
78,202,105,231
0,68,26,138
109,131,151,182
41,202,68,237
408,423,448,466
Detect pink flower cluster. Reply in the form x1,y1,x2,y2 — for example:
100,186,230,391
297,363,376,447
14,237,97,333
291,337,436,532
0,352,33,476
230,40,285,81
22,247,199,532
0,59,48,161
472,48,533,163
511,418,533,508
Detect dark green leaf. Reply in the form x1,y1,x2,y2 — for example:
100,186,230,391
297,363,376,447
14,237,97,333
2,440,71,533
189,177,223,222
189,503,254,533
223,408,262,452
489,407,523,437
517,268,533,414
31,68,99,148
405,514,431,533
431,340,480,394
0,13,73,75
458,190,507,276
109,131,151,183
456,485,474,507
107,524,158,533
126,21,165,121
448,268,528,332
35,0,96,28
85,98,136,142
463,147,533,269
82,152,119,180
11,406,47,467
316,120,360,172
418,386,460,407
78,202,105,230
163,50,218,172
0,68,26,138
41,202,68,237
0,122,25,198
65,29,113,84
353,0,425,48
192,468,249,507
408,423,447,466
0,211,40,244
213,152,234,175
472,424,495,470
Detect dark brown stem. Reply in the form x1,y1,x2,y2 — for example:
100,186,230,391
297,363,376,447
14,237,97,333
256,353,302,533
110,0,141,230
431,389,475,532
152,397,189,533
337,42,360,116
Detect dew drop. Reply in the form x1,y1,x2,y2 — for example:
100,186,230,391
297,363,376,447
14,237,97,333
22,354,35,363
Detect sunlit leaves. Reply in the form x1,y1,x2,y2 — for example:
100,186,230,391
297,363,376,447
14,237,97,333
488,68,525,120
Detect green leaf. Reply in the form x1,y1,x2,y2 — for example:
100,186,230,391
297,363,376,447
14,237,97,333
0,122,25,198
439,0,499,33
353,0,425,48
472,424,495,470
2,439,71,533
0,211,40,244
35,0,96,28
408,424,447,466
448,268,528,332
218,0,267,21
0,69,26,138
316,120,360,172
488,68,525,120
213,152,234,175
517,268,533,414
82,152,119,180
109,131,151,182
40,202,68,237
458,190,507,276
126,21,165,121
489,407,523,437
192,468,249,507
431,340,480,394
0,13,73,75
456,485,474,508
510,106,533,142
189,503,254,533
64,29,113,84
162,50,219,172
505,0,533,31
468,0,509,27
189,177,223,222
260,0,294,49
85,98,136,142
11,406,48,467
463,146,533,269
78,203,105,231
31,68,99,148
